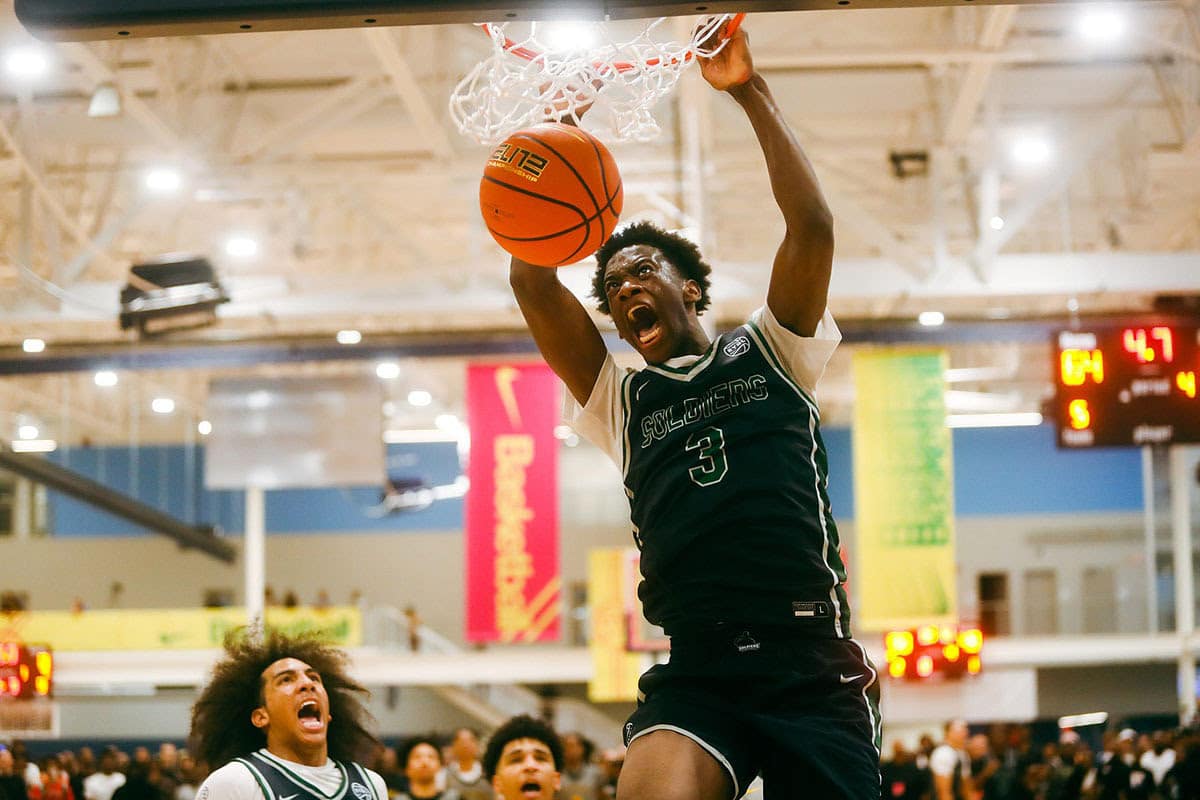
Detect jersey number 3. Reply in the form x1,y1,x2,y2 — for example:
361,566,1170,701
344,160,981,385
685,426,728,487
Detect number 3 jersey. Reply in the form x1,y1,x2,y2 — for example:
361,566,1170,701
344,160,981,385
567,305,851,639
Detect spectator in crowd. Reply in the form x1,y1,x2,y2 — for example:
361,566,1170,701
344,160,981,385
1142,731,1176,790
443,729,489,800
109,764,158,800
596,749,623,800
1096,729,1135,800
932,720,971,800
282,591,299,609
1045,732,1088,800
880,741,930,800
2,748,29,800
967,734,1000,800
82,752,125,800
480,716,561,800
154,745,181,800
395,739,456,800
58,751,85,800
170,756,199,800
10,743,40,790
556,733,601,800
35,756,74,800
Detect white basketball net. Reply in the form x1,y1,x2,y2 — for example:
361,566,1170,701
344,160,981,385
450,15,743,145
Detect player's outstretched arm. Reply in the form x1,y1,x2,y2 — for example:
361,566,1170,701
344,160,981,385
701,27,834,337
509,257,608,406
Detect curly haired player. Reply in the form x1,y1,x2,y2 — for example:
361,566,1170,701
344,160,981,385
190,628,385,800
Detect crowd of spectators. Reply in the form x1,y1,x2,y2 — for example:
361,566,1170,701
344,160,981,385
882,722,1200,800
0,727,623,800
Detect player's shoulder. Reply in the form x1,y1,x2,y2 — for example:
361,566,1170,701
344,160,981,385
349,766,387,800
196,761,258,800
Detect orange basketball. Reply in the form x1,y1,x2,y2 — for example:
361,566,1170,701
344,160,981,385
480,123,623,267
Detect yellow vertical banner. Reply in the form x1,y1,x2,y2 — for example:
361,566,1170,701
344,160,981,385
588,548,642,702
852,349,957,630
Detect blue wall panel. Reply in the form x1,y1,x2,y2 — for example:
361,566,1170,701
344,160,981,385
47,442,464,537
44,425,1143,537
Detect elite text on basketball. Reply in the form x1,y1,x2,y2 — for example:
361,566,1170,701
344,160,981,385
487,143,549,182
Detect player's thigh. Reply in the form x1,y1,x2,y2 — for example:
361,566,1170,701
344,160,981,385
617,729,734,800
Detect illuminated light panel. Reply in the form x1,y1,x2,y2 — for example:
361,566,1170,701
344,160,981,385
1177,372,1196,399
1060,349,1104,386
886,631,914,657
943,643,961,662
916,655,934,677
22,338,45,353
917,626,939,646
1123,327,1175,364
967,655,982,674
958,628,984,654
889,659,906,678
1068,399,1091,430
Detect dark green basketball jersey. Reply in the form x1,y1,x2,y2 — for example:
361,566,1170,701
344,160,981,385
606,313,851,639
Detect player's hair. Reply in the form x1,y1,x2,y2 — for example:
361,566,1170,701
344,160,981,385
400,736,443,769
481,715,563,780
591,221,712,316
188,627,378,768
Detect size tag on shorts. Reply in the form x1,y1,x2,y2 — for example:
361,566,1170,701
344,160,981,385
792,601,831,618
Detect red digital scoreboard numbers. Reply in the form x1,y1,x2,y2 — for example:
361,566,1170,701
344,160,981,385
1053,325,1200,448
0,642,53,699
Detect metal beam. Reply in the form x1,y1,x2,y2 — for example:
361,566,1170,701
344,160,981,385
362,28,455,160
0,444,235,562
970,111,1137,275
943,5,1019,146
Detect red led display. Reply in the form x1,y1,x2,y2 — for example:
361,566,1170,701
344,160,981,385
1054,325,1200,448
0,642,53,699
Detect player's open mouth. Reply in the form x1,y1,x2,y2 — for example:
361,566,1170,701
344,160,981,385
627,304,661,348
520,781,541,798
298,700,323,730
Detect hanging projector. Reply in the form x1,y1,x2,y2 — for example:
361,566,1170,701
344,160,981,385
118,253,230,335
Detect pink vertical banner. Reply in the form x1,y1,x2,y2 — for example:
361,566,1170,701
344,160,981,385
465,363,560,643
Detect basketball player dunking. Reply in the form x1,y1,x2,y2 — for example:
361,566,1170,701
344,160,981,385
190,629,387,800
508,23,882,800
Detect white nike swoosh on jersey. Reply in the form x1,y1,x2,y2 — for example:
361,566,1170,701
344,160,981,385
839,673,863,684
280,794,299,800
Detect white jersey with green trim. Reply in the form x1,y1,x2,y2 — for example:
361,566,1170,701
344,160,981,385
566,305,851,638
196,750,387,800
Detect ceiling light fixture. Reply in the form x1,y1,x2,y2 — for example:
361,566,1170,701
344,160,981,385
408,390,433,407
1011,136,1052,167
22,338,45,353
151,397,175,414
5,48,49,79
336,329,362,345
144,167,182,194
376,362,401,380
88,83,121,117
224,236,259,258
1078,9,1126,43
918,311,945,327
94,370,118,387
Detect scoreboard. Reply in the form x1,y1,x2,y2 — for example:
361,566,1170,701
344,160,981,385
1053,324,1200,448
0,642,53,699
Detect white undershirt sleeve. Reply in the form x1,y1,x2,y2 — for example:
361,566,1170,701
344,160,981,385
562,353,628,466
749,304,841,395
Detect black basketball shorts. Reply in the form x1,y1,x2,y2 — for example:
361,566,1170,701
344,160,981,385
623,628,882,800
